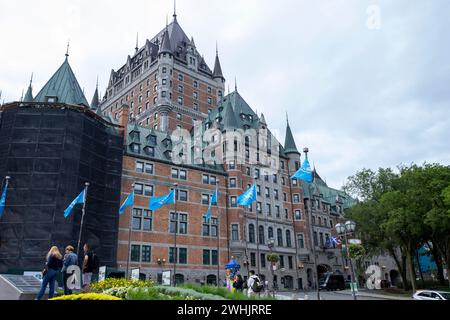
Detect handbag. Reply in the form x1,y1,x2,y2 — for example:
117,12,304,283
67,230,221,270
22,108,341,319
42,266,48,276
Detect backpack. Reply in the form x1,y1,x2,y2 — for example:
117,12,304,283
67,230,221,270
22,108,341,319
89,252,100,273
251,277,263,293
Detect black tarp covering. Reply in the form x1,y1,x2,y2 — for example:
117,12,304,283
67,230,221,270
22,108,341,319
0,105,123,273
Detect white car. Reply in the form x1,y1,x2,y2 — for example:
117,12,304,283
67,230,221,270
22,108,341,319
413,290,450,300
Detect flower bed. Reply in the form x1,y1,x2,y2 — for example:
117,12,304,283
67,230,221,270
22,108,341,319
51,293,121,300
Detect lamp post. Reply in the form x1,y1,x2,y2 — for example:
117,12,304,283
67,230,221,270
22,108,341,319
335,220,357,300
268,238,275,298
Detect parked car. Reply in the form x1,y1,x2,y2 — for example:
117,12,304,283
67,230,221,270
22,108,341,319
413,290,450,300
319,273,345,291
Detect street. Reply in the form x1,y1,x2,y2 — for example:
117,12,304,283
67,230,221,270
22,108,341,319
275,290,409,300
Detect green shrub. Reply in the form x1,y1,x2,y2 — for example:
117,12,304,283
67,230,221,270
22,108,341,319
90,278,154,292
126,286,225,300
51,293,121,300
181,284,276,300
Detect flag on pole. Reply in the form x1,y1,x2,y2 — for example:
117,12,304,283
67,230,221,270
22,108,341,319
204,190,218,223
237,184,257,206
0,181,8,218
119,191,134,215
149,190,176,211
291,156,313,182
64,189,86,218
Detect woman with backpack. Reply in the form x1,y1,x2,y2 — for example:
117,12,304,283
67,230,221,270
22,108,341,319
36,246,63,300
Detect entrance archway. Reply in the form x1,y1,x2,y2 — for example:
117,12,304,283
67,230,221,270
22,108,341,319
206,275,217,286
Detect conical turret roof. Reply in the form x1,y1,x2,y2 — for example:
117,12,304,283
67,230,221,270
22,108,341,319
284,119,300,154
159,28,173,55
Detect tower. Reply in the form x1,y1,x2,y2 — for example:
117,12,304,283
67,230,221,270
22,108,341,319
213,44,226,102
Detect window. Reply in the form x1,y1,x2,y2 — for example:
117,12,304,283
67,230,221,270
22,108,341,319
179,170,187,180
178,74,184,81
203,217,218,237
298,234,305,249
178,85,183,93
265,187,270,198
170,213,188,234
203,250,218,265
202,174,209,184
268,227,274,239
169,247,187,264
178,96,183,105
292,179,298,186
258,226,265,244
264,175,269,182
210,176,217,185
193,92,198,99
178,190,188,202
284,208,289,219
257,185,261,196
193,80,198,88
145,163,154,174
202,194,210,205
131,245,140,262
249,224,255,243
281,161,285,169
136,161,144,172
207,97,212,105
230,178,237,188
288,256,293,269
282,177,286,186
230,196,237,207
144,185,153,197
132,208,142,230
172,168,179,179
275,205,280,218
256,202,262,214
274,189,279,200
246,167,251,176
134,183,144,195
162,91,166,98
138,245,151,263
286,230,292,247
250,252,256,267
162,67,167,74
231,224,239,241
266,204,271,215
207,86,212,94
261,254,266,268
279,255,285,268
293,194,300,203
277,229,283,246
295,210,302,220
177,113,182,120
314,231,318,246
229,161,235,169
255,168,260,179
142,210,153,231
273,174,278,184
319,232,324,247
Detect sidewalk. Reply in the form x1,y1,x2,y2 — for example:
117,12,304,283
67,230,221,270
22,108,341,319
333,289,412,300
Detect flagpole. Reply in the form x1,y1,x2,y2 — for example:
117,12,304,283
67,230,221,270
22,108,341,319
173,183,178,287
76,182,90,258
215,181,220,287
253,174,261,277
126,183,134,279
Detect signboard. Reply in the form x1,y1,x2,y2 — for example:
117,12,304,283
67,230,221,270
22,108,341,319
23,272,43,282
162,271,171,286
131,268,140,281
349,239,362,245
350,282,358,292
98,266,106,282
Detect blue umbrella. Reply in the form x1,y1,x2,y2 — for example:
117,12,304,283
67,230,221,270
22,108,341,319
225,259,240,270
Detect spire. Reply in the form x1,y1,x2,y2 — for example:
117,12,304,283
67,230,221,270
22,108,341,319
34,57,89,107
135,32,139,53
65,40,70,60
173,0,177,19
159,26,172,55
90,76,99,110
213,42,225,80
260,113,267,125
190,36,196,48
235,77,238,92
20,88,24,102
284,114,300,154
23,73,34,102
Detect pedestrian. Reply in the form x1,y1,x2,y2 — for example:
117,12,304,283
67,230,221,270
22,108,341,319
81,243,94,292
62,245,78,295
36,246,63,300
233,273,244,292
247,270,263,297
242,276,248,296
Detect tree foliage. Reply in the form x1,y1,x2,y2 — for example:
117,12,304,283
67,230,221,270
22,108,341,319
343,163,450,290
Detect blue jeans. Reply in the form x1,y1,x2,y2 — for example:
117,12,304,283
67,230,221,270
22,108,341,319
36,268,58,300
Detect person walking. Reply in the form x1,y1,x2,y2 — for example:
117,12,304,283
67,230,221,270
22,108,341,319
247,270,262,297
81,243,94,292
62,245,78,295
36,246,63,300
233,273,244,292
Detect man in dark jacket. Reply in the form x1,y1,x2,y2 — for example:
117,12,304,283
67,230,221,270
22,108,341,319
62,245,78,295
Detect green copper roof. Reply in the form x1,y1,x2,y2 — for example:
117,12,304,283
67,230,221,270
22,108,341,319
34,57,89,107
222,99,238,129
23,84,33,102
284,120,299,154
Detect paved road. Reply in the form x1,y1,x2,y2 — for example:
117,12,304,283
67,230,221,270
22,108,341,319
275,291,393,300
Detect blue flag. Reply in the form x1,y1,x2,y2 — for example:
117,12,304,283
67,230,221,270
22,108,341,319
64,189,85,218
149,190,175,211
119,191,134,215
291,156,313,182
204,190,218,223
237,184,257,206
0,182,8,218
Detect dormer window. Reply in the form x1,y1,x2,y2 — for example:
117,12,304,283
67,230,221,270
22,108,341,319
130,131,140,141
144,146,155,157
46,96,57,103
147,135,157,145
130,143,140,153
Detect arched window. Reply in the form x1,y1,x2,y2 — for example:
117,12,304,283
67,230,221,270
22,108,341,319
268,227,274,240
277,228,283,247
249,224,255,243
286,230,292,247
259,226,265,245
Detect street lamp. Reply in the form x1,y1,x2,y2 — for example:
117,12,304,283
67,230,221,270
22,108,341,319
268,238,276,298
335,220,357,300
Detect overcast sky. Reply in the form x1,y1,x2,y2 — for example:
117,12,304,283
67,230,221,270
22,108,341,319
1,0,449,189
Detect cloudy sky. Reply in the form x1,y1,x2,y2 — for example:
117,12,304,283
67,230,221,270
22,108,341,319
1,0,449,189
